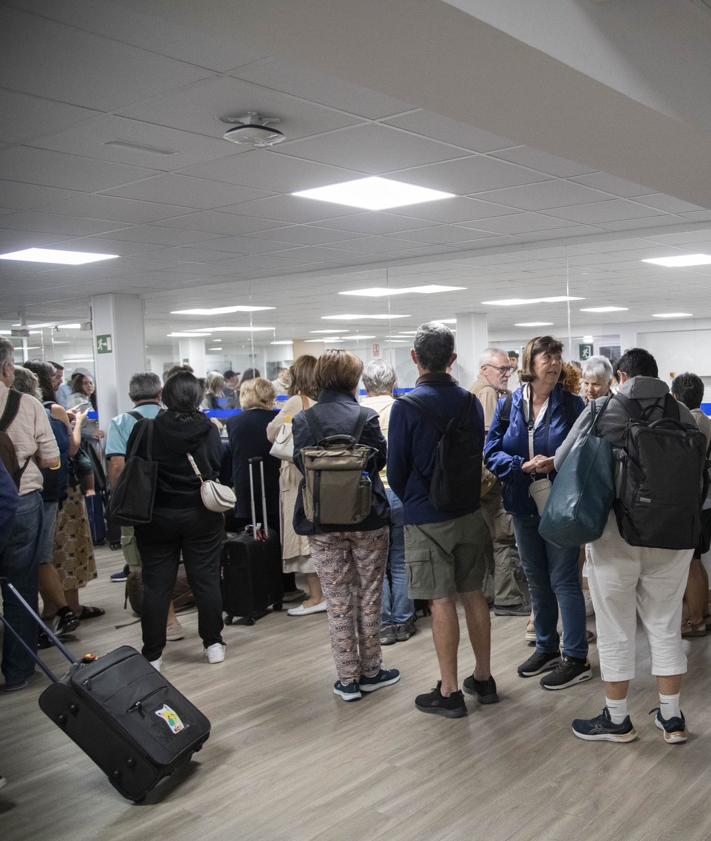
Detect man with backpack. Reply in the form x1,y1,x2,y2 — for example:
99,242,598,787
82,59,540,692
388,322,497,717
555,348,704,744
0,338,59,691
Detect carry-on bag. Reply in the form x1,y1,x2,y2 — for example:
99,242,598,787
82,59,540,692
221,456,283,625
0,581,210,802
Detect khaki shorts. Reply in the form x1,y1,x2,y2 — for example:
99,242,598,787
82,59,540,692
405,510,490,600
121,526,142,570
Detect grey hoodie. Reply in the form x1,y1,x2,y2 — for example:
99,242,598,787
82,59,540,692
554,376,696,471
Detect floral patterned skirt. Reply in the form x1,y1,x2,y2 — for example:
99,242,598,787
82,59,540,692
53,484,97,590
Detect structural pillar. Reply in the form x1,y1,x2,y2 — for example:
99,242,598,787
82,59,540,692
178,338,208,379
91,293,146,429
455,312,488,389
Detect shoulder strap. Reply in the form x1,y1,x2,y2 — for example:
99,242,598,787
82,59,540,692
128,410,143,421
500,393,513,430
612,392,642,421
663,392,681,421
0,389,22,432
353,406,369,442
398,393,446,434
304,405,325,444
127,418,153,460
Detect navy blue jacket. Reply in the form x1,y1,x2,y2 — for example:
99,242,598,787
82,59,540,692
484,384,584,516
293,389,388,535
387,373,485,525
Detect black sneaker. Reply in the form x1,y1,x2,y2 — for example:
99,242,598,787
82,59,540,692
37,631,53,650
462,674,499,704
53,610,80,637
379,626,397,645
493,602,530,617
110,565,129,583
571,707,638,743
359,668,400,693
650,708,687,744
395,619,416,642
540,656,592,690
517,650,561,678
415,681,467,718
333,680,361,701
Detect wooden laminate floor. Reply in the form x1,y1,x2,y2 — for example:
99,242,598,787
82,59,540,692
2,547,711,841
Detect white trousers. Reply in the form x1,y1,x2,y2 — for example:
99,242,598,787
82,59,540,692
587,513,693,682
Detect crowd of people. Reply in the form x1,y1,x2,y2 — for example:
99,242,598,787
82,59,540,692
1,321,709,758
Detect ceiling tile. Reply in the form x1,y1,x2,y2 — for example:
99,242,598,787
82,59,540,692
633,194,706,213
231,57,414,118
467,212,580,235
393,196,516,224
382,110,514,153
475,180,612,211
595,217,688,232
545,199,669,224
518,224,604,240
488,146,596,178
681,210,711,221
244,225,369,246
88,225,223,246
0,181,77,212
217,194,359,224
177,150,361,193
570,172,655,197
0,229,66,251
392,156,551,194
385,225,495,245
0,6,212,111
0,90,101,144
314,213,435,235
274,124,469,173
38,193,193,224
0,211,124,237
102,174,272,209
31,115,241,171
153,211,283,236
118,76,361,141
0,147,156,191
204,235,294,255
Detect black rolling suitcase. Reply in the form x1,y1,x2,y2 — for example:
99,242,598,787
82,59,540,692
221,456,283,625
0,582,210,802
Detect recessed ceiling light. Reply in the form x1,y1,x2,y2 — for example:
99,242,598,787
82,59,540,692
12,321,82,329
170,306,275,315
482,296,584,306
104,140,176,155
293,176,455,211
651,312,693,319
321,314,410,321
347,335,376,340
167,332,213,338
271,340,294,346
0,248,118,265
397,331,419,335
439,319,457,324
196,326,274,333
305,338,344,343
51,340,70,345
582,335,594,342
642,254,711,267
514,322,554,327
310,329,351,334
339,285,466,298
580,306,629,313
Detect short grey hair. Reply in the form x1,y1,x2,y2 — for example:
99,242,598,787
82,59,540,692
581,355,613,384
0,338,14,370
128,372,162,402
362,358,397,395
13,367,41,400
479,347,508,367
413,322,455,373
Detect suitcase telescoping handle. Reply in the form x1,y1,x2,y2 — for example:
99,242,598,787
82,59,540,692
0,579,78,683
247,456,269,539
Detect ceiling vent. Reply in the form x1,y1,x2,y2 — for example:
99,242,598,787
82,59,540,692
220,112,285,147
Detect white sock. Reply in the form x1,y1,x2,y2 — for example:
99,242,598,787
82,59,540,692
658,692,681,720
605,696,628,725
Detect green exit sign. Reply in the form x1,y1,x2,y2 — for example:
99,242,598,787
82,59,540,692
96,334,112,354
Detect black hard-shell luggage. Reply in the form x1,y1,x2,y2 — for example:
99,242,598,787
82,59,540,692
0,582,210,802
221,456,283,625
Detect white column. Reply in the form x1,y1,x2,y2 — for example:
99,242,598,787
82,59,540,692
178,338,208,379
91,294,146,429
455,312,488,389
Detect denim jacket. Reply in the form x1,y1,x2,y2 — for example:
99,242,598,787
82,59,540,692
484,383,583,516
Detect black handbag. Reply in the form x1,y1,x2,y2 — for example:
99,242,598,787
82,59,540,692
108,419,158,525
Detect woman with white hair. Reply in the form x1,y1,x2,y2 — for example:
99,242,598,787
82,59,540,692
361,358,415,645
581,355,614,403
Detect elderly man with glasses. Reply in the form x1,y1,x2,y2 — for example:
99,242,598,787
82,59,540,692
471,348,529,617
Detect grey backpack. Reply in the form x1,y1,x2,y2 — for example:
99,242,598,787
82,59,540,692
300,407,374,526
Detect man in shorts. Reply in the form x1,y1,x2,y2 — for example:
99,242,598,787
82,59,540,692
388,322,497,717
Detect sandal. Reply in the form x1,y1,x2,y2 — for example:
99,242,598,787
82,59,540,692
681,619,706,638
77,606,105,621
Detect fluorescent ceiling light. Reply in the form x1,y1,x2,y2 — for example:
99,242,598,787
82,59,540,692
292,176,455,211
580,306,628,313
346,335,376,340
170,306,275,315
339,285,466,298
515,322,553,327
439,319,457,324
197,326,274,333
482,296,584,306
167,332,212,338
310,329,351,334
0,330,9,335
62,357,94,362
271,340,294,346
582,335,594,342
51,341,70,345
321,314,409,321
651,312,693,319
305,338,344,344
12,322,81,329
642,254,711,268
0,248,118,265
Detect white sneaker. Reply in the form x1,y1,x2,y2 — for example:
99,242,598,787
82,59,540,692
205,643,226,664
166,621,184,642
287,600,328,617
149,657,162,672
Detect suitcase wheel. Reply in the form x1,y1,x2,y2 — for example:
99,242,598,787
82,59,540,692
224,614,233,625
273,602,283,612
244,617,256,626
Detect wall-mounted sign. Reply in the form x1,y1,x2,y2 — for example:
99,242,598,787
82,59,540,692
579,342,593,360
96,334,112,354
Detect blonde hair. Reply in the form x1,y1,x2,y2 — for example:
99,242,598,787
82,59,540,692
315,349,363,393
239,377,275,410
205,371,225,395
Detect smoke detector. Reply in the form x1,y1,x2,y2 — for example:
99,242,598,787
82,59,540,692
220,112,285,147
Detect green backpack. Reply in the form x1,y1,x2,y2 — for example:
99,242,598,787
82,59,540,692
300,407,375,527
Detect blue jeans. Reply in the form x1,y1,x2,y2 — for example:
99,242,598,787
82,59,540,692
513,514,587,660
382,489,414,627
0,491,44,686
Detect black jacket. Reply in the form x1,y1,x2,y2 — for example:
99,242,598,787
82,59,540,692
127,411,223,510
226,408,280,529
292,389,389,535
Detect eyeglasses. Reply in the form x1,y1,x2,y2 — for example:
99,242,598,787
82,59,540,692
483,364,512,374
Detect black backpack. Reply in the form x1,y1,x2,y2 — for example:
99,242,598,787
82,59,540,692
613,392,708,550
0,390,31,488
400,392,482,512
